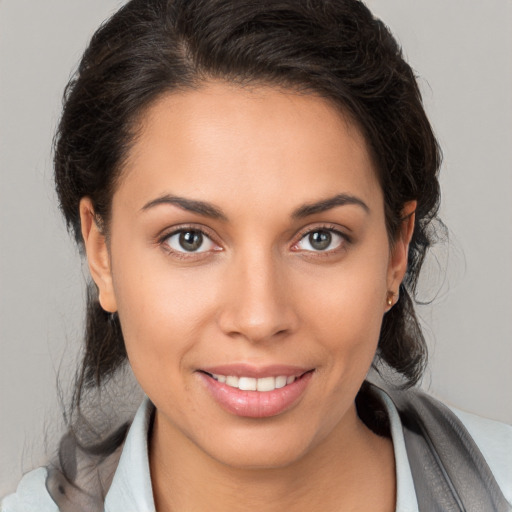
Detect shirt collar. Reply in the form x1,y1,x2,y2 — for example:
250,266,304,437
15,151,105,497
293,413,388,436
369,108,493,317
372,386,420,512
104,396,156,512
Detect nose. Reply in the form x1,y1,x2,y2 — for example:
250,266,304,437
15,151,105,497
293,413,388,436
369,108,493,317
216,250,299,344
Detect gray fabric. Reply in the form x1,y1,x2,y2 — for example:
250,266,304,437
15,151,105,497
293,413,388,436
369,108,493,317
45,430,125,512
387,387,512,512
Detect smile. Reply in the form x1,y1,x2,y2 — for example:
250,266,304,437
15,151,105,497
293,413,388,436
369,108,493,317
198,368,314,418
209,374,296,392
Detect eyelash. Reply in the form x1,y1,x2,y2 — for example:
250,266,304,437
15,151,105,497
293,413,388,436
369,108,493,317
157,223,351,259
292,224,351,254
158,225,221,260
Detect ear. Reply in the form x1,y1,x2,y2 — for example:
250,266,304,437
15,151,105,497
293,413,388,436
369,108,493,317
386,200,417,302
79,198,117,313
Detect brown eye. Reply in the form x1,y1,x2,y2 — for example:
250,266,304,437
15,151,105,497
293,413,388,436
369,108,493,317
179,230,203,251
308,230,332,251
164,229,215,253
295,228,345,252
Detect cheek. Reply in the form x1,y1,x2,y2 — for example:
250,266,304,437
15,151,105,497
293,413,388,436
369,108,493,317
110,247,220,378
300,247,389,334
297,243,390,376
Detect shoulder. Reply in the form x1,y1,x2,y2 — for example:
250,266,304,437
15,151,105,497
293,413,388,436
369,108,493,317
370,382,512,508
450,405,512,504
1,403,143,512
1,467,58,512
1,426,127,512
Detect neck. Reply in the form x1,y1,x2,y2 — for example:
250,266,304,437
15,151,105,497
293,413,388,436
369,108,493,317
149,405,396,512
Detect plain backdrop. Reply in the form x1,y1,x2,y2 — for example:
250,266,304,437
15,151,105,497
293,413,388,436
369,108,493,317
1,0,511,496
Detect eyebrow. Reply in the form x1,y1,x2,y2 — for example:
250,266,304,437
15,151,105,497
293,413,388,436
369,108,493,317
292,193,369,218
141,192,369,221
141,194,228,221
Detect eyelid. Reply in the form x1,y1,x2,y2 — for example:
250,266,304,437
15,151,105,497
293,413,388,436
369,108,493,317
291,224,351,252
157,224,223,256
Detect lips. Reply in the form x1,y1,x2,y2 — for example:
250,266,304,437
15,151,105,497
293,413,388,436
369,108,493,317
197,365,314,418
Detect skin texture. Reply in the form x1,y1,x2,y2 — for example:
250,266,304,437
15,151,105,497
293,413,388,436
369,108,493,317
80,82,415,511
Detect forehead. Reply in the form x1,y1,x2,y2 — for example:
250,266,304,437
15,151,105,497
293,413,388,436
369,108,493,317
117,82,382,217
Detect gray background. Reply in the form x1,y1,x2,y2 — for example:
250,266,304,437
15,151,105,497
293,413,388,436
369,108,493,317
1,0,511,496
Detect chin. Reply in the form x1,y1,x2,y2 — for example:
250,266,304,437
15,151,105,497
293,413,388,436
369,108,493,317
191,415,327,471
207,437,312,471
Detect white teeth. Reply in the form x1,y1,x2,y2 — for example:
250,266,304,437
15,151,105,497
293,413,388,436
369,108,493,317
257,377,275,392
226,375,239,387
238,377,257,391
275,376,287,389
211,373,300,392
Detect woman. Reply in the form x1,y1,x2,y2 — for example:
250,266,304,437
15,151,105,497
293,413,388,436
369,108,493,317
2,0,511,511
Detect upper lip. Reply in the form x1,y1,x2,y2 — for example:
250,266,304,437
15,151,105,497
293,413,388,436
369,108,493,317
199,364,312,378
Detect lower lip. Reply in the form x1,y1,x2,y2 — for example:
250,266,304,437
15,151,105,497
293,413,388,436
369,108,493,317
198,371,313,418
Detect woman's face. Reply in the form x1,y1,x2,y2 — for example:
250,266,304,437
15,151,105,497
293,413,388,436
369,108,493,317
81,82,412,469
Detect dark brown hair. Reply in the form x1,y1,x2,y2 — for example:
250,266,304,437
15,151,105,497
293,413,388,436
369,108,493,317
54,0,442,416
